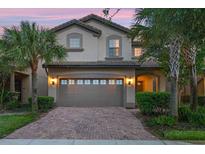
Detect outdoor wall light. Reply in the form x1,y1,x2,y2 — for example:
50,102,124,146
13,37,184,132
50,77,57,86
127,77,133,86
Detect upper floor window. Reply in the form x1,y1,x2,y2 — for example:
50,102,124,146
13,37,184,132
67,33,82,50
133,47,142,57
107,35,122,58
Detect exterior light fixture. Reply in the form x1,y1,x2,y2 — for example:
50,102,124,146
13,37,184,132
50,77,57,86
127,77,133,86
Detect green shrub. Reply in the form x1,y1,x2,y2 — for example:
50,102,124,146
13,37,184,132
28,96,54,112
147,115,176,127
189,112,205,126
6,100,20,110
164,130,205,140
178,105,192,122
179,105,205,126
197,106,205,114
198,96,205,106
136,92,170,115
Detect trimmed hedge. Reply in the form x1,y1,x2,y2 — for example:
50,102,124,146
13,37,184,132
136,92,170,115
164,130,205,140
147,115,176,127
28,96,54,112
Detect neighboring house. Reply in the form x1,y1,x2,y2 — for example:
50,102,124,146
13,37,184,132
8,14,205,107
9,62,48,103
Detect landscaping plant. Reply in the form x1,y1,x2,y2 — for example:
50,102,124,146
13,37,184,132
28,96,54,112
136,92,170,115
147,115,176,127
1,21,66,113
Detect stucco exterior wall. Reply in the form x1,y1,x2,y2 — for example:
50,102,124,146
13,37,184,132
55,21,132,62
85,20,132,61
37,61,48,96
47,67,136,108
56,26,99,61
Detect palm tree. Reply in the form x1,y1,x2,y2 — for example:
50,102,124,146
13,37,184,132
2,21,66,113
131,9,185,117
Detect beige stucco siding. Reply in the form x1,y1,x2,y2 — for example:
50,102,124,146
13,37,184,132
55,21,132,62
85,20,132,61
56,26,99,61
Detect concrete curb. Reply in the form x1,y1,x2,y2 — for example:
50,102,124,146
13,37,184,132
0,139,191,145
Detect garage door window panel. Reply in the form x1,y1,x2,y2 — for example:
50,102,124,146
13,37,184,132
68,80,75,85
84,80,91,85
116,80,123,85
93,80,99,85
109,80,115,85
60,80,68,85
100,80,107,85
77,80,83,85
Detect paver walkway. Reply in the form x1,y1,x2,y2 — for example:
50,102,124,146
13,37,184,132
6,107,157,140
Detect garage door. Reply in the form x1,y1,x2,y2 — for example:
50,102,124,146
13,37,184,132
57,79,123,107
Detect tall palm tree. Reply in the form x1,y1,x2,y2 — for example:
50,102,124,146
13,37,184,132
131,9,184,117
2,21,66,113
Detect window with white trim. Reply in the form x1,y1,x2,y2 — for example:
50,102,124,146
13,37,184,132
108,39,120,57
67,33,82,49
133,48,142,57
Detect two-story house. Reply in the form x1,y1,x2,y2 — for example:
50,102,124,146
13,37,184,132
42,14,167,108
8,14,205,108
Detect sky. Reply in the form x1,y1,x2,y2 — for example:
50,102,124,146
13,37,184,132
0,8,135,36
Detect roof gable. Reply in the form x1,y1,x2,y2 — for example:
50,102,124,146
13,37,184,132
80,14,130,34
51,19,101,37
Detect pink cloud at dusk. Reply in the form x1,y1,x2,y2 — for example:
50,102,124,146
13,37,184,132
0,8,135,35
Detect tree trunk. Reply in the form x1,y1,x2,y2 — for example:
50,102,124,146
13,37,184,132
167,36,182,118
170,77,178,117
190,65,198,111
31,70,38,113
0,80,6,110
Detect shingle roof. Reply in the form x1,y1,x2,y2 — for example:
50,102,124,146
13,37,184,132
79,14,130,33
43,61,140,68
140,59,159,68
43,60,160,68
51,19,102,37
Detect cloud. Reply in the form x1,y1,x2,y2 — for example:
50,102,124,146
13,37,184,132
0,8,134,35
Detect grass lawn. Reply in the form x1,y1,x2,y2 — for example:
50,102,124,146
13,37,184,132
136,111,205,142
0,113,38,138
164,130,205,140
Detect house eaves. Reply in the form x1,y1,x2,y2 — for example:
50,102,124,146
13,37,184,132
51,19,102,37
80,14,130,34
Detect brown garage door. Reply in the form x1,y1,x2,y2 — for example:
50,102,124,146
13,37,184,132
57,79,123,107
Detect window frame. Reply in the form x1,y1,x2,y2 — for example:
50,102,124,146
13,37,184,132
67,33,83,51
106,35,122,58
133,47,143,57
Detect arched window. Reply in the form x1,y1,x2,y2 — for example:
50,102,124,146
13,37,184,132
107,35,122,58
67,33,83,50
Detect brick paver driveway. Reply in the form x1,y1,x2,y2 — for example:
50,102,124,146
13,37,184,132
6,107,157,140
